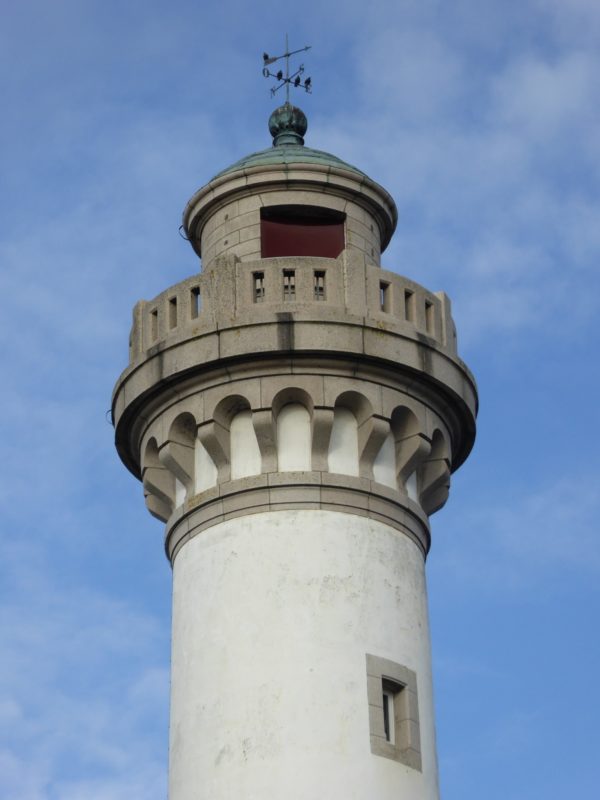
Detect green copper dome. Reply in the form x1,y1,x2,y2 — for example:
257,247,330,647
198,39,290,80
211,102,366,181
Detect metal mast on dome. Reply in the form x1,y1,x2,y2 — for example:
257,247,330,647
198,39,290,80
262,34,312,101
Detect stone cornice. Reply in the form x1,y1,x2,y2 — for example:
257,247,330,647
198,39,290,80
165,473,431,564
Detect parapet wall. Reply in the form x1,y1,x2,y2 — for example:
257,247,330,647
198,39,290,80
128,250,457,363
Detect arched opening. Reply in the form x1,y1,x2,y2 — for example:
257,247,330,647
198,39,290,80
328,406,359,476
277,403,312,471
164,412,197,506
230,409,262,479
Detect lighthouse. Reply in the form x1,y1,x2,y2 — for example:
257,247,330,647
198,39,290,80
112,90,477,799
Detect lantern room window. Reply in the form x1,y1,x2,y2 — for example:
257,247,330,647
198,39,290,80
260,205,345,259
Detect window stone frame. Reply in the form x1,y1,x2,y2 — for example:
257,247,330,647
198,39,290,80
366,653,422,771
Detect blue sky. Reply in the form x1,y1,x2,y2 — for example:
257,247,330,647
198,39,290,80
1,1,599,798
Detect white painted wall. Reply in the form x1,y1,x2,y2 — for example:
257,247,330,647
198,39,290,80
169,510,439,800
277,404,311,471
230,410,262,479
328,406,360,476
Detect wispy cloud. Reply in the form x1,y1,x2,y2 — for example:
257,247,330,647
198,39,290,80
431,473,600,595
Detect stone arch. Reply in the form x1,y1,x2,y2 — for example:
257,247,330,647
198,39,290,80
159,412,197,503
198,394,252,483
273,388,314,472
142,437,174,522
328,391,372,477
271,387,314,420
419,429,451,516
230,408,262,480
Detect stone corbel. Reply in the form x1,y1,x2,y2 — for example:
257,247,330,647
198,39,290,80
142,464,174,523
419,456,451,516
144,490,172,523
396,433,431,488
358,415,390,479
158,438,195,491
311,407,335,472
197,420,231,482
252,408,277,473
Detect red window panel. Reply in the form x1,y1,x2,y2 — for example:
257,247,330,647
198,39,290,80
261,209,345,259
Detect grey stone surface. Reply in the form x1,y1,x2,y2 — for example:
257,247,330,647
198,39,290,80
366,654,423,771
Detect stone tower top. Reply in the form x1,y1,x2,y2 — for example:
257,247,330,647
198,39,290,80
181,105,398,266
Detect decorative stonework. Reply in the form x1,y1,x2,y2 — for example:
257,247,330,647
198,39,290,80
113,121,477,568
366,654,422,771
114,348,474,563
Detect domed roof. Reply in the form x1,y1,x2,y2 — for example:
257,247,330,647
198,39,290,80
183,102,398,259
212,143,366,180
211,102,366,181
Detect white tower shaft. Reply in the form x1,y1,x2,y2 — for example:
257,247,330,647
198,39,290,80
170,511,438,800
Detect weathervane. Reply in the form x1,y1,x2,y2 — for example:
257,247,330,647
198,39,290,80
262,34,312,102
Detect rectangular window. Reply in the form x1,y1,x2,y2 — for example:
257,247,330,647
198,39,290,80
283,269,296,300
261,205,345,258
366,654,422,771
253,272,265,303
404,290,414,322
190,286,201,319
380,281,390,312
314,270,326,301
168,297,177,329
150,308,158,342
382,678,404,744
425,299,434,334
382,686,394,743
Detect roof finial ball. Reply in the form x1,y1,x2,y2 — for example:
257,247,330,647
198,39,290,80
262,36,312,146
269,103,308,146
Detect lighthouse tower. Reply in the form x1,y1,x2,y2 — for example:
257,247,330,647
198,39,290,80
112,100,477,800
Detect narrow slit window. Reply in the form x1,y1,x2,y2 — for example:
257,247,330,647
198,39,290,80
150,308,158,341
253,272,265,303
404,290,414,322
283,269,296,300
366,654,422,771
383,687,393,742
190,287,201,319
382,678,403,744
425,300,434,334
168,297,177,329
380,281,390,312
314,270,326,301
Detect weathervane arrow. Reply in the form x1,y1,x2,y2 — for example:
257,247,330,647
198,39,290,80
262,34,312,101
